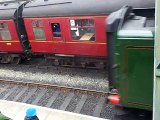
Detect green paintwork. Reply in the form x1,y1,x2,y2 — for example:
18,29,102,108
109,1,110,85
114,31,154,110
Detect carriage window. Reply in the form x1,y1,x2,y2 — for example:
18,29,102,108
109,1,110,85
32,20,46,40
70,19,95,41
33,28,45,40
0,23,11,40
51,23,61,37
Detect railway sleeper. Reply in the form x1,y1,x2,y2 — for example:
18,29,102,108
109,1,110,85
0,54,22,64
45,54,107,69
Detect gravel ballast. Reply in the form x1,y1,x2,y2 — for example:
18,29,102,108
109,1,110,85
0,64,108,92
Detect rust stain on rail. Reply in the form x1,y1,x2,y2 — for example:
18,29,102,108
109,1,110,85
0,79,108,97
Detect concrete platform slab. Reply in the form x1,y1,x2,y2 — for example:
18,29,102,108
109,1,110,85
0,100,108,120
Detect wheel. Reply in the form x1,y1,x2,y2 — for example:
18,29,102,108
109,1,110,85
11,57,21,64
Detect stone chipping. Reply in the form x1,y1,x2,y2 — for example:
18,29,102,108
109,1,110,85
0,64,108,92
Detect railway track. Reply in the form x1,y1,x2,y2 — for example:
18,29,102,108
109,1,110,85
0,79,114,119
0,66,151,120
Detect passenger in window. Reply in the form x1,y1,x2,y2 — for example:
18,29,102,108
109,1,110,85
52,23,61,37
71,30,78,39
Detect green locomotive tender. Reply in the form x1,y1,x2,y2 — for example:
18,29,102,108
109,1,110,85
107,6,154,110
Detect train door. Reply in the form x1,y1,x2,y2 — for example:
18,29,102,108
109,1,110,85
49,18,71,54
49,18,69,43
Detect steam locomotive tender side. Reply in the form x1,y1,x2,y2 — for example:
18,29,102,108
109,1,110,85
107,6,155,110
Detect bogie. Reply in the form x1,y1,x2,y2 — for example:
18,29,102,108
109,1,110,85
0,54,22,64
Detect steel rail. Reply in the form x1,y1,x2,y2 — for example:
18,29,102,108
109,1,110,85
0,79,109,97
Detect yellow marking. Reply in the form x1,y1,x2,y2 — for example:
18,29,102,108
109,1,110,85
127,101,152,108
0,20,12,22
0,41,19,43
30,40,106,44
6,43,12,45
0,40,106,45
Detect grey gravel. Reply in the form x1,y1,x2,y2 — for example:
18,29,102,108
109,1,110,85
50,91,68,109
37,89,55,106
0,84,6,88
26,88,42,104
80,95,99,116
16,87,32,102
6,86,23,101
0,85,14,99
0,64,108,92
65,93,82,112
100,103,115,119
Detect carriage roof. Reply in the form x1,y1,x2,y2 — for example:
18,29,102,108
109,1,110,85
0,2,24,20
22,0,155,18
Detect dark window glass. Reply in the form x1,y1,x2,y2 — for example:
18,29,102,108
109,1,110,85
51,23,61,37
70,19,94,27
0,23,8,29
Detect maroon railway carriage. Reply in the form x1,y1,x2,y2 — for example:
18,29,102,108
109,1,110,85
22,0,109,68
0,2,30,64
0,0,155,67
21,0,155,68
0,3,23,63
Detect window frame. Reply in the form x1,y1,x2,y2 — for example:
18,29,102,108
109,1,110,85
70,18,96,42
0,22,12,41
51,23,62,38
32,20,46,40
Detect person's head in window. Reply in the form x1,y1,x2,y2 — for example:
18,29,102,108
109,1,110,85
53,24,60,32
52,23,61,37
